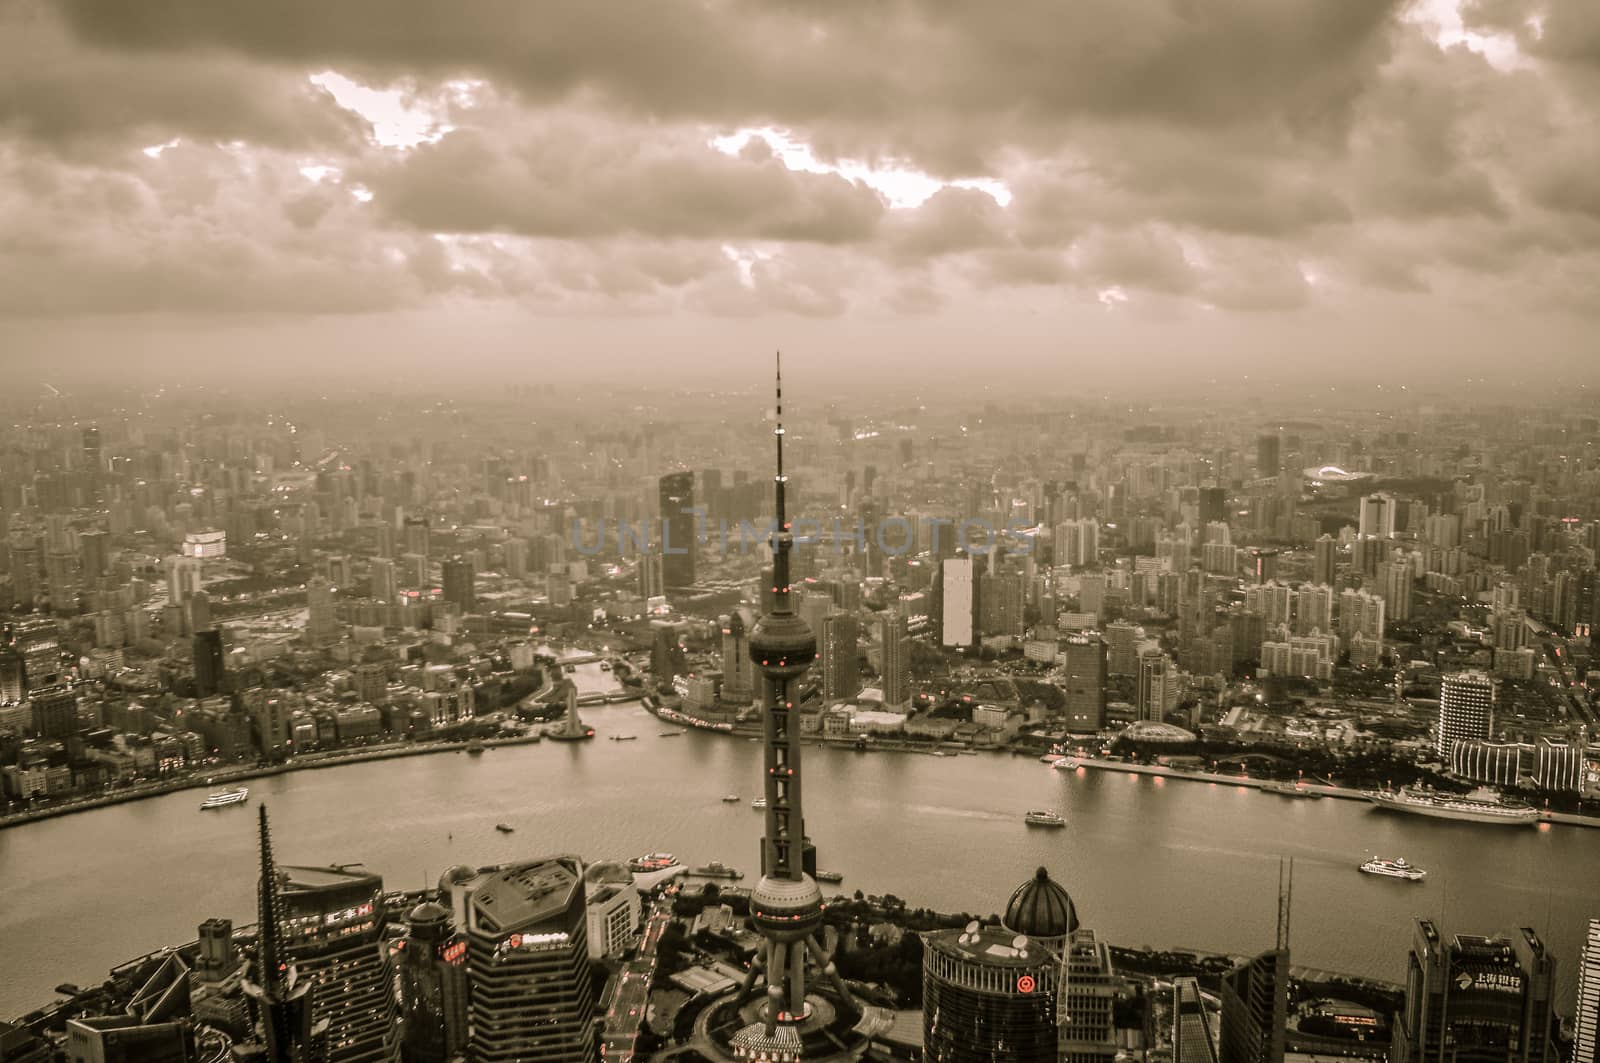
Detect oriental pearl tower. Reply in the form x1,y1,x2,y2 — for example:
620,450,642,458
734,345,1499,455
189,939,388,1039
713,354,866,1060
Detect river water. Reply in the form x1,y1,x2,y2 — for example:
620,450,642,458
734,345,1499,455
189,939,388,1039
2,662,1596,1018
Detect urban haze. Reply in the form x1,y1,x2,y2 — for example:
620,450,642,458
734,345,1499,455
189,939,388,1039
2,3,1599,1063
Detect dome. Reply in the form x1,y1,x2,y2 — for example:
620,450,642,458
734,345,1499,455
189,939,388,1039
407,901,451,925
438,864,477,894
749,612,816,677
584,860,633,885
1003,867,1078,941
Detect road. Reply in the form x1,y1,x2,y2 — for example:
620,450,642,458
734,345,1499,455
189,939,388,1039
601,885,676,1062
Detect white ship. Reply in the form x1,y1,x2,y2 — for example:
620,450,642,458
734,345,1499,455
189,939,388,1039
199,787,249,810
1053,758,1082,771
751,797,768,810
1360,857,1427,881
1024,808,1066,827
1364,786,1539,826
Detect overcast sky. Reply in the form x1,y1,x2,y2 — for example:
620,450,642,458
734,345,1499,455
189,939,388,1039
2,0,1597,387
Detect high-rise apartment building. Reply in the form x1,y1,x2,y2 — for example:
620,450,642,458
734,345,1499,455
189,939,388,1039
939,555,977,649
1312,535,1338,586
1136,649,1177,723
878,610,911,709
1380,555,1414,623
820,613,860,702
1437,671,1496,759
1359,493,1397,540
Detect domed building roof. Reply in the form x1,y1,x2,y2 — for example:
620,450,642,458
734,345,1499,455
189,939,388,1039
407,900,451,924
438,864,478,894
1003,866,1078,941
584,860,634,885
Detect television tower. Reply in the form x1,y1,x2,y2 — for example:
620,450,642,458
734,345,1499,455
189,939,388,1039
241,805,326,1063
731,354,858,1049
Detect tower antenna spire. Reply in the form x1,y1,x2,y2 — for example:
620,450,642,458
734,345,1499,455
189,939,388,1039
258,804,287,995
771,351,792,613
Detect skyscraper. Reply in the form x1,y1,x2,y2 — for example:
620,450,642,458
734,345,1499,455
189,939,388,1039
922,923,1060,1063
1173,977,1220,1063
1136,650,1177,724
1380,555,1414,623
368,559,397,603
194,629,226,698
1391,921,1556,1063
878,610,910,709
939,554,977,648
392,902,468,1063
441,557,475,614
658,471,697,589
1256,434,1280,478
1220,951,1288,1063
1058,929,1119,1063
1437,671,1496,759
1577,919,1600,1063
1359,493,1397,540
1062,635,1107,733
29,683,78,739
1312,535,1338,587
305,579,337,646
719,609,756,705
277,865,397,1063
447,856,595,1063
819,613,859,702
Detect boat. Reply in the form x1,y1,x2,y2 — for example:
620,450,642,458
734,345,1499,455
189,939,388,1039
659,731,684,737
610,735,637,742
628,852,681,874
690,861,744,880
1053,758,1082,771
1360,857,1427,881
1261,781,1322,799
199,787,249,810
1364,785,1539,826
466,738,485,756
814,870,844,883
1039,753,1064,764
496,823,515,833
721,794,740,803
751,797,768,810
1024,808,1067,827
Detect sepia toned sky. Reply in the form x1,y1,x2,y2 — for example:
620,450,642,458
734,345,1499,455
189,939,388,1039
2,0,1597,386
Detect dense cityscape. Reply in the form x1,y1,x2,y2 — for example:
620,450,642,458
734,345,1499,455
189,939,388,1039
1,366,1599,1063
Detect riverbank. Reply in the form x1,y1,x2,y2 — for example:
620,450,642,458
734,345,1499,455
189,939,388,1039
0,734,544,832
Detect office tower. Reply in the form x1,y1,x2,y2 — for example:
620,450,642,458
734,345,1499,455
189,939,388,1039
368,559,396,603
820,613,860,702
448,856,595,1063
441,557,475,614
582,861,642,961
194,629,226,698
1577,919,1600,1063
1380,556,1414,623
1359,493,1397,540
1312,535,1337,586
1437,671,1495,759
1173,977,1220,1063
879,610,911,709
1106,622,1139,676
46,549,79,614
403,518,430,559
194,918,237,982
658,471,697,589
166,556,202,609
1392,921,1556,1063
392,902,468,1063
1063,634,1107,733
1248,549,1278,584
0,643,27,702
725,357,861,1055
1059,928,1119,1063
922,922,1060,1063
1257,434,1280,478
650,622,687,685
637,550,664,599
939,554,977,648
242,809,328,1063
11,541,41,606
1220,952,1288,1063
305,579,337,646
79,530,110,581
187,591,212,635
720,609,756,704
983,568,1025,638
1136,650,1177,723
278,864,397,1063
502,537,527,580
1199,487,1226,528
29,683,78,739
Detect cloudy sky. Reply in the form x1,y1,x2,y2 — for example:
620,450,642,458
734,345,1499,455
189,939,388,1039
2,0,1597,386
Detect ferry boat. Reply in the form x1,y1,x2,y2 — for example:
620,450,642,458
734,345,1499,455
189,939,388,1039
721,794,741,803
628,852,681,874
610,735,637,742
814,870,844,884
199,787,249,810
1053,758,1082,771
751,797,768,810
1360,857,1427,881
1364,785,1539,826
1024,808,1067,828
495,823,515,833
690,861,744,880
1261,781,1322,799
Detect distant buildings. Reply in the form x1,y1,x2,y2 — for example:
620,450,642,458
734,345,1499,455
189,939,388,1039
658,472,697,590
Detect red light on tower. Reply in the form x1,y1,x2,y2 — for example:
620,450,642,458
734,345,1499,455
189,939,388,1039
1016,974,1036,994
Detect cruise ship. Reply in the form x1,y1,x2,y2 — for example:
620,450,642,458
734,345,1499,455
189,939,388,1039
1364,786,1539,826
199,787,248,810
1360,857,1427,881
1024,808,1066,827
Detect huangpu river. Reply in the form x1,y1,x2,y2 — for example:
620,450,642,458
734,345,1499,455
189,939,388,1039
3,662,1597,1017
